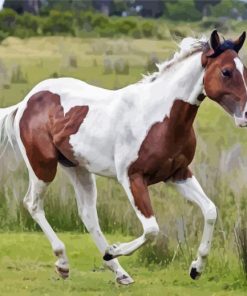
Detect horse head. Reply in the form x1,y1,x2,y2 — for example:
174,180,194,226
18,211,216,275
202,30,247,127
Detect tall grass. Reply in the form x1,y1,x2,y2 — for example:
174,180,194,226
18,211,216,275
235,226,247,279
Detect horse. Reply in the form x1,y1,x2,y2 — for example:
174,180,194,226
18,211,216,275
0,30,246,285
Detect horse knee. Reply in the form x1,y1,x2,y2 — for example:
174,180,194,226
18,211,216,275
79,205,99,232
23,197,42,217
23,197,35,214
144,219,159,240
145,228,159,240
23,181,47,215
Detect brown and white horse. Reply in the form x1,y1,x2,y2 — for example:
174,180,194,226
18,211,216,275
0,30,246,284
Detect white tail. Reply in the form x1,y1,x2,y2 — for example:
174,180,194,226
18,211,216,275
0,104,21,172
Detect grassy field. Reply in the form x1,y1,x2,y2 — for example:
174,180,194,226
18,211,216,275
0,35,247,294
0,232,246,296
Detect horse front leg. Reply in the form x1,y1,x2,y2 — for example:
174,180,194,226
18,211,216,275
173,174,217,280
104,173,159,259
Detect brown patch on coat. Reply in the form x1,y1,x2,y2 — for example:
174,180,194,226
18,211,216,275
50,104,89,164
129,173,154,218
20,91,88,182
128,100,198,218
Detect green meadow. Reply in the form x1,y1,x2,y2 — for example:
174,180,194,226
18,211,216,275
0,233,246,296
0,36,247,295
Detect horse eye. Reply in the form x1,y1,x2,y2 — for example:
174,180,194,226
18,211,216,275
221,69,231,78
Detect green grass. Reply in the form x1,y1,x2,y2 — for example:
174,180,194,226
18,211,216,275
0,232,246,296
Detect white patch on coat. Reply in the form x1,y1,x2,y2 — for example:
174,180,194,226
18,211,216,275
234,57,247,127
234,57,247,92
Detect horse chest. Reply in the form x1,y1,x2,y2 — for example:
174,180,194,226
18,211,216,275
128,110,196,184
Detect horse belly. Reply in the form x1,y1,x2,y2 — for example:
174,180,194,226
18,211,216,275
69,112,117,177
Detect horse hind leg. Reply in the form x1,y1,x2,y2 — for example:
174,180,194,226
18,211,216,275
61,166,134,285
16,129,70,278
23,175,70,279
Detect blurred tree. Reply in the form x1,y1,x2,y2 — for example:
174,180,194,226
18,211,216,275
112,0,128,16
71,0,94,11
210,0,246,18
3,0,165,19
136,0,165,18
0,8,17,32
166,0,202,21
4,0,25,14
40,0,93,14
4,0,42,14
194,0,221,18
42,10,74,35
93,0,113,16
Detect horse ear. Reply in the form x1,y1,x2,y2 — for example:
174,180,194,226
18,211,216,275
210,30,220,51
234,31,246,53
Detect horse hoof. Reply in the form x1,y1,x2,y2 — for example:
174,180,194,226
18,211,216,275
55,265,69,279
116,274,134,285
103,253,114,261
189,266,201,280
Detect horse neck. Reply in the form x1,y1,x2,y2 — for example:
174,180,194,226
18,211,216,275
139,52,204,127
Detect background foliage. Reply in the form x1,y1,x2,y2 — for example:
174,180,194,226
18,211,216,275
0,1,247,40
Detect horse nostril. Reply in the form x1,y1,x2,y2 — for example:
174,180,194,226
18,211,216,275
245,112,247,119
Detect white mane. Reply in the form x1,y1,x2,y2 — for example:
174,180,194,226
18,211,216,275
141,36,208,83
